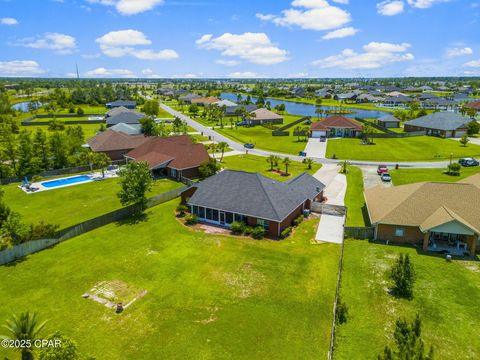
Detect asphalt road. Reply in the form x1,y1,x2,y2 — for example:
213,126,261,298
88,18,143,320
160,103,451,169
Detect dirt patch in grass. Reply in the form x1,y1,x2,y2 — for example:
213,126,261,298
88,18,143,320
224,263,266,299
195,306,221,325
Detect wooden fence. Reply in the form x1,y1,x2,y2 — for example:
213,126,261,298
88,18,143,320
344,226,375,239
0,186,187,266
21,114,105,126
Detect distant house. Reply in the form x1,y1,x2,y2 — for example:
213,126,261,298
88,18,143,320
334,93,357,102
315,89,333,98
376,115,401,129
106,100,136,110
213,99,237,107
356,93,383,103
248,108,283,125
364,174,480,256
190,96,220,106
87,129,148,160
465,100,480,111
404,112,469,138
181,170,325,238
383,95,414,108
109,122,142,135
291,87,306,97
106,109,145,127
420,98,457,111
224,104,257,116
125,135,209,180
310,116,363,138
178,93,202,104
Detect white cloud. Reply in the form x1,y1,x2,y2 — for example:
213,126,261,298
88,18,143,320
257,0,351,31
141,68,162,78
228,71,259,78
96,29,178,60
377,1,405,16
406,0,450,8
87,0,164,15
322,27,358,40
81,53,101,59
332,0,349,3
172,73,198,78
256,13,275,21
313,41,414,69
464,59,480,68
196,32,288,65
0,60,45,77
1,17,18,25
84,67,135,77
14,33,77,54
446,47,473,57
216,59,240,66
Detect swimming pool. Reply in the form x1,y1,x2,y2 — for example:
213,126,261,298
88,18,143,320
41,175,93,188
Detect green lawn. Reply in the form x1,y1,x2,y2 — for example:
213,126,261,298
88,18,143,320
344,166,369,227
22,123,102,139
221,154,320,181
326,137,480,161
0,200,341,359
157,107,175,118
390,167,480,185
3,177,182,229
335,240,480,359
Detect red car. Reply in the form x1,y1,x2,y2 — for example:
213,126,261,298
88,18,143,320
377,165,388,175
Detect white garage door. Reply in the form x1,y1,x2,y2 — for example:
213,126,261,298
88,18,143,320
311,130,326,138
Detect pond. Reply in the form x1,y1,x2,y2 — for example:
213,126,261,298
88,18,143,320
220,93,389,119
12,101,42,112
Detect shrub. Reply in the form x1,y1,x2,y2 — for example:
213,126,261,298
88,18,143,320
390,253,416,299
280,226,292,239
335,297,349,325
24,221,59,241
230,221,246,235
32,175,42,183
68,106,75,114
185,214,198,225
176,204,188,217
293,215,303,226
243,226,254,236
251,226,265,240
447,162,461,176
76,107,84,115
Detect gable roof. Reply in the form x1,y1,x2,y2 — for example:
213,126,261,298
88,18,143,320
190,96,219,105
109,122,142,135
213,99,237,107
404,112,469,131
105,106,133,117
365,181,480,234
465,100,480,110
106,111,145,126
310,116,363,130
125,135,209,170
250,108,283,120
106,100,136,107
377,114,401,123
187,170,325,222
87,129,147,152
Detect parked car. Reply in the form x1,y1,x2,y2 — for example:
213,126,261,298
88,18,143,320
320,136,326,142
244,143,255,149
459,158,479,167
381,173,392,182
377,165,388,175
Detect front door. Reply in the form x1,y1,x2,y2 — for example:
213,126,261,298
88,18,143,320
219,212,226,225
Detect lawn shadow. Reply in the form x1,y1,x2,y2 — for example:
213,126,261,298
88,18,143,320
361,204,371,226
2,256,28,267
115,211,150,227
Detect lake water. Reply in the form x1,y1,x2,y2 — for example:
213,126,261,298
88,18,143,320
220,93,388,119
12,101,42,112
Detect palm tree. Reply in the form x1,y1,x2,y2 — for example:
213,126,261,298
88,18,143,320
282,157,291,176
1,312,47,360
315,107,323,120
217,142,228,162
93,152,111,178
304,157,314,170
272,155,280,168
294,126,302,141
210,143,218,159
267,155,276,171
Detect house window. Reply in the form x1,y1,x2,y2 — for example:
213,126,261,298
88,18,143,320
192,206,198,216
395,227,405,237
225,212,234,224
235,214,246,223
212,209,219,222
198,207,205,219
257,219,269,230
206,208,212,220
171,169,177,178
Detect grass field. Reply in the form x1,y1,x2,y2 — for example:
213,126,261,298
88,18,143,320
334,240,480,360
21,123,102,139
326,137,480,161
221,154,320,181
0,200,341,359
3,177,182,229
344,166,369,226
391,167,480,185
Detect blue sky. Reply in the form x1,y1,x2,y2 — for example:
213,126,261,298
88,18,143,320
1,0,480,78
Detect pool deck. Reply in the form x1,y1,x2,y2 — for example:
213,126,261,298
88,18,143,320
20,170,119,194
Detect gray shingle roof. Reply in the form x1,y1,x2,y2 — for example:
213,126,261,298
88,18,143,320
188,170,325,222
106,111,145,126
106,100,136,107
404,112,469,131
377,115,401,123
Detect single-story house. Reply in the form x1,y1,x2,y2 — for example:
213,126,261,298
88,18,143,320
364,174,480,256
125,135,209,180
224,104,257,116
87,129,148,160
109,122,142,135
310,116,363,138
465,100,480,111
377,115,401,129
178,94,202,103
106,109,145,127
190,96,220,106
404,112,469,138
181,170,326,238
248,108,284,125
383,95,414,108
291,87,306,97
106,100,136,110
213,99,237,107
334,93,357,102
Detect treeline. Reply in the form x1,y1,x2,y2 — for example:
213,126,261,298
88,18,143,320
0,123,92,178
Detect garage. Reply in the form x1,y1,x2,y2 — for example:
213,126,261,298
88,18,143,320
311,130,327,138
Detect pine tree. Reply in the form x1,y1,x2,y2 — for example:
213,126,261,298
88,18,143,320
390,253,416,299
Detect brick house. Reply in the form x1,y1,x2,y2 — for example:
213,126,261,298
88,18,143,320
310,116,363,138
403,112,469,138
365,174,480,256
181,170,325,238
87,129,148,161
125,135,210,180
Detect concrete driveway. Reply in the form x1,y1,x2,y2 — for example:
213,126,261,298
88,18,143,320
304,138,327,158
361,165,393,190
